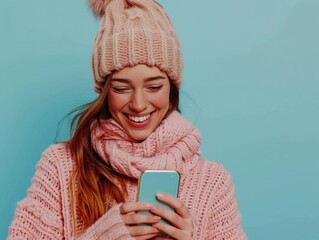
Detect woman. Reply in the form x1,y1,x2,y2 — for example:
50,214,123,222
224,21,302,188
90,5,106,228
8,0,247,239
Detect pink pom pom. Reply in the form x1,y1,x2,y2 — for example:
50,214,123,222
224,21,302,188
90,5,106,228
88,0,112,17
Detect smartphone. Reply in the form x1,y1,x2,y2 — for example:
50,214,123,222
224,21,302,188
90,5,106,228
137,170,180,222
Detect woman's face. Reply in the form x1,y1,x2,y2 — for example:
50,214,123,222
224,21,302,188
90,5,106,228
107,64,171,141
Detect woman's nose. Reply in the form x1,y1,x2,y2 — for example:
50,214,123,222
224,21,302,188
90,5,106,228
130,90,147,112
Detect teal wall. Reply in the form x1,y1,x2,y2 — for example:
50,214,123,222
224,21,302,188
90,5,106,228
1,0,318,239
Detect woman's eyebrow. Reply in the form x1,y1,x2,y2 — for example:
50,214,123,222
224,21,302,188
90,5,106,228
144,76,166,82
110,78,129,83
111,76,166,83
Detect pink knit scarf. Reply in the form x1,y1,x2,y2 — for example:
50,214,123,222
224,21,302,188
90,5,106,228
90,111,201,180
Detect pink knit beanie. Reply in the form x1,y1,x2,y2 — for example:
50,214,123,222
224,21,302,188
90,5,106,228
88,0,182,93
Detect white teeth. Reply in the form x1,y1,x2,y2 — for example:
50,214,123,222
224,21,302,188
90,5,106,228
128,114,150,123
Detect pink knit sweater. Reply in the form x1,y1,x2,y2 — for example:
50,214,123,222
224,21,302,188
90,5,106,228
8,112,246,239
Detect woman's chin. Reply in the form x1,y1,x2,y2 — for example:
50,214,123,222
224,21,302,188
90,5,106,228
126,129,153,142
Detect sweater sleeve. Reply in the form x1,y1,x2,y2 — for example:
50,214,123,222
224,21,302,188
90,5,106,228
207,165,247,240
8,145,133,240
74,204,133,240
8,148,64,239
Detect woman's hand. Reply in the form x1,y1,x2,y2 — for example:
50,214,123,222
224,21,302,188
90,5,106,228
150,193,194,240
120,202,161,240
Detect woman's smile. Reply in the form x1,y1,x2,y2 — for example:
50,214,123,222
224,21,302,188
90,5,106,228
125,112,153,128
127,113,151,123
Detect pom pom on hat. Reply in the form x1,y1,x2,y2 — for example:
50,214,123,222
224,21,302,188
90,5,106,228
88,0,112,17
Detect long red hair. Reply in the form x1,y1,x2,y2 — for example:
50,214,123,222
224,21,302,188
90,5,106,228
68,75,179,234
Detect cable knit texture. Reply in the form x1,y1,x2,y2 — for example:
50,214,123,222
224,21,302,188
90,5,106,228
90,0,182,93
90,111,201,181
8,112,247,239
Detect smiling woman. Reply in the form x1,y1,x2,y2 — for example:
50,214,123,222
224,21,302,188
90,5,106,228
7,0,246,239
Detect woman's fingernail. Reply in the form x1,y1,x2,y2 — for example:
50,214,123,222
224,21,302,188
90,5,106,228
153,222,160,227
156,193,165,198
153,216,161,221
145,203,152,208
150,206,158,212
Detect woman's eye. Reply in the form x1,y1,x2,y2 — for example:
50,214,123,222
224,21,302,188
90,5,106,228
147,85,163,91
111,87,131,93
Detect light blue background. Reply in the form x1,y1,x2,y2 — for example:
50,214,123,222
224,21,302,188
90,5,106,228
1,0,318,239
